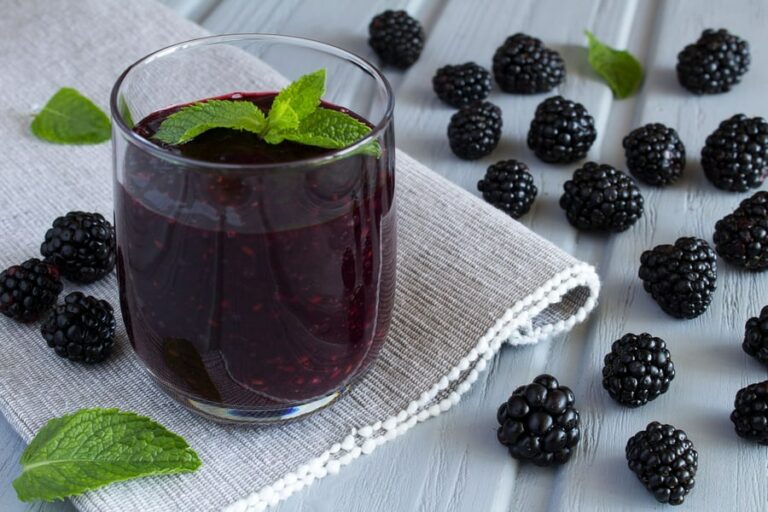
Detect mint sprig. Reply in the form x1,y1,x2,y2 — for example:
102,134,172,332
585,31,644,99
263,68,326,141
153,68,378,154
13,408,201,502
155,100,266,145
30,88,111,144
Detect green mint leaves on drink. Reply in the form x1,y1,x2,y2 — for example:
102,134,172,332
13,408,201,503
585,31,644,99
153,68,375,152
30,88,111,144
154,100,267,145
262,68,326,141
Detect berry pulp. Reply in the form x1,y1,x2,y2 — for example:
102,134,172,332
115,93,396,409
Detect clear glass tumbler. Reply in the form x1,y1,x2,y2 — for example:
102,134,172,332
110,35,396,424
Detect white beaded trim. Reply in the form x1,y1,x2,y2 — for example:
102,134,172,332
222,262,600,512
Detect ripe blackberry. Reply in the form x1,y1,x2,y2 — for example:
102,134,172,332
40,211,116,283
701,114,768,192
731,381,768,444
743,306,768,364
496,374,580,467
432,62,492,108
638,237,717,319
447,101,502,160
559,162,644,232
626,422,698,505
622,123,686,187
527,96,596,164
713,198,768,271
492,33,566,94
368,10,424,69
41,292,116,364
602,333,675,407
735,190,768,217
677,29,750,94
477,159,537,218
0,258,62,323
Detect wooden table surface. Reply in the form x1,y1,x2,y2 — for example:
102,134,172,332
3,0,768,510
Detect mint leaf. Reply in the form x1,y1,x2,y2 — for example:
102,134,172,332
265,69,326,140
280,107,372,149
154,99,266,145
151,68,379,156
585,31,643,99
13,408,201,502
30,88,111,144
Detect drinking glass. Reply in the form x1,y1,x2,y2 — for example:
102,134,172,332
110,34,396,424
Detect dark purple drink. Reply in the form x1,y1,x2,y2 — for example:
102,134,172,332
115,93,396,418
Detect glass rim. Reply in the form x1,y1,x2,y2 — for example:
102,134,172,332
109,33,394,171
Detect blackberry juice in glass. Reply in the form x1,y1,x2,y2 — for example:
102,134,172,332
110,35,395,423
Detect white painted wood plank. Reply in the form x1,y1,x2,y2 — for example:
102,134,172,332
159,0,220,24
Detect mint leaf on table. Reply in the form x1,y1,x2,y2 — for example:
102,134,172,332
264,68,326,141
154,99,267,145
585,31,644,99
31,88,111,144
13,408,201,502
152,68,376,155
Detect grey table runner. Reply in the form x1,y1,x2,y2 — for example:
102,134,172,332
0,1,599,511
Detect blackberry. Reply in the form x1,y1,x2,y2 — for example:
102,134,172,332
0,258,62,323
477,159,537,218
41,292,116,364
626,422,698,505
622,123,686,187
447,101,502,160
559,162,644,232
743,306,768,364
602,333,675,407
492,33,566,94
731,381,768,444
701,114,768,192
677,29,750,94
496,374,580,467
713,197,768,271
638,237,717,319
432,62,491,108
735,190,768,217
40,211,116,283
527,96,596,164
368,10,424,69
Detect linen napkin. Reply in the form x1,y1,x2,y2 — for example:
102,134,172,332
0,1,599,511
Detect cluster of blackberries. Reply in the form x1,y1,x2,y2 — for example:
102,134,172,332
500,321,768,506
367,15,766,506
625,113,768,193
496,369,700,505
599,334,692,504
633,191,768,323
726,304,768,456
439,35,572,162
0,211,117,364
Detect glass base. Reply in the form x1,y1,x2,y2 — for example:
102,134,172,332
149,374,343,425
